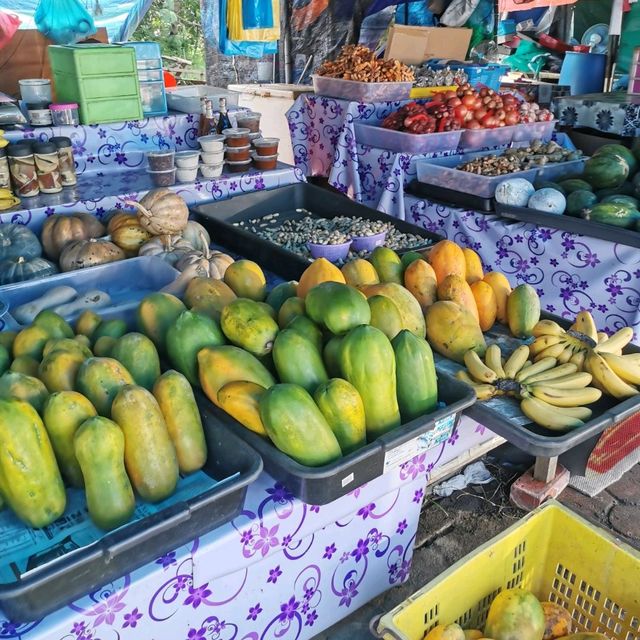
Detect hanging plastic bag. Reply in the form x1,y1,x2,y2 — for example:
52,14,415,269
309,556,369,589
34,0,96,45
219,0,278,57
228,0,280,42
242,0,274,30
0,12,20,50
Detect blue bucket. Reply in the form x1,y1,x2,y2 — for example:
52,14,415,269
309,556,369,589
559,52,607,95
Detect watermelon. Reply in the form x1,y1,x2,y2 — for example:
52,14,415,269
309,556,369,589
566,190,598,217
596,182,636,199
583,155,629,189
528,188,566,215
558,178,593,194
495,178,536,207
601,194,640,208
585,203,639,228
534,180,566,195
595,144,637,176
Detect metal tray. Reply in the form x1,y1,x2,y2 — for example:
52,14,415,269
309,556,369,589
191,183,443,279
0,398,262,621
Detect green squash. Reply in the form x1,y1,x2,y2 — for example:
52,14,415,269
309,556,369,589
0,256,57,285
0,224,42,260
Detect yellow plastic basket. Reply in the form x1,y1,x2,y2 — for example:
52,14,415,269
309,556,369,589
374,502,640,640
409,86,457,99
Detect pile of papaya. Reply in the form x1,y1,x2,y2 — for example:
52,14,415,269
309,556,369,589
422,588,609,640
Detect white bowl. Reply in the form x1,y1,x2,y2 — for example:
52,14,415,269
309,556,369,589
198,134,225,152
176,166,199,183
201,150,225,165
199,163,224,178
175,150,200,169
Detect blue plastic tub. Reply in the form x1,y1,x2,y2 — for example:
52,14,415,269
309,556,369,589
426,61,510,91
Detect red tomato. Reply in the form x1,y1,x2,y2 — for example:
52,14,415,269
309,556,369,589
465,119,481,129
432,93,445,104
444,90,458,100
495,109,506,121
447,97,462,108
504,111,520,125
461,95,476,108
453,105,468,121
474,107,488,121
481,114,498,128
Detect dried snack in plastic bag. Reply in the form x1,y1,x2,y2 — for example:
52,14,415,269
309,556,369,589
35,0,96,45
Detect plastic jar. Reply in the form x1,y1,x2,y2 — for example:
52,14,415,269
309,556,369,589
225,145,251,162
0,149,10,190
222,128,251,148
147,168,176,186
7,143,39,197
19,79,52,104
26,102,52,127
33,141,63,193
235,112,261,133
252,153,278,171
225,159,252,173
147,150,175,171
50,103,80,126
50,136,77,187
253,137,280,156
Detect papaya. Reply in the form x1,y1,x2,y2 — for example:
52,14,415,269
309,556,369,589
314,379,366,454
136,292,187,350
92,318,128,344
13,325,51,360
0,399,66,528
93,336,116,357
400,251,423,269
0,344,9,376
359,283,426,338
305,282,371,335
153,371,207,474
437,275,480,322
462,248,484,284
541,602,572,640
470,281,498,332
74,416,135,530
223,259,267,301
220,298,279,357
75,309,102,339
111,385,179,503
33,310,74,339
297,258,346,298
0,372,49,413
368,295,403,340
507,284,541,339
0,330,17,352
272,328,328,393
425,301,486,363
427,239,466,284
341,259,379,287
166,310,226,386
483,272,512,324
43,338,92,359
265,281,298,312
74,334,91,349
464,632,484,640
185,277,236,320
257,301,277,320
339,325,401,440
38,348,86,392
110,332,161,390
278,296,306,328
392,330,438,421
10,355,39,377
484,589,545,640
75,357,135,417
259,383,342,466
218,381,268,437
286,315,323,353
404,258,437,312
198,345,275,408
424,624,465,640
368,247,403,284
43,391,97,488
323,335,344,378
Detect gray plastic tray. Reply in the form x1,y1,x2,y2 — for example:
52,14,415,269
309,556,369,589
354,123,462,154
312,75,412,103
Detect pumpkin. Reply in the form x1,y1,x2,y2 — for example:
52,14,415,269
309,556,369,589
181,221,211,253
41,213,106,260
110,220,152,255
59,239,126,272
107,212,138,235
0,256,58,284
175,233,234,278
0,224,42,261
138,234,194,266
127,188,189,236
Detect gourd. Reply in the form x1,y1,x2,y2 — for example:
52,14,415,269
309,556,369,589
181,221,211,253
175,233,234,278
41,213,106,260
0,256,58,285
110,220,152,255
0,223,42,261
106,212,137,234
13,286,78,324
53,290,112,317
59,239,126,272
127,188,189,235
138,234,194,266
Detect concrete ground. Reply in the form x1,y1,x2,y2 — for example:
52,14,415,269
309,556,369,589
314,450,639,640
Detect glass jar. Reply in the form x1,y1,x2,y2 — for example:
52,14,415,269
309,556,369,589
26,102,52,127
50,103,80,126
19,79,52,104
7,143,39,197
33,141,62,194
0,149,10,190
50,136,77,186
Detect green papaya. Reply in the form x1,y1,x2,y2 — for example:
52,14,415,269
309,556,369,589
10,355,39,377
92,319,128,344
266,281,298,312
286,314,323,353
368,247,403,284
38,349,86,392
137,292,187,351
278,296,306,329
305,282,371,335
93,336,116,357
507,284,541,339
272,329,328,393
0,371,49,413
323,336,344,378
400,251,424,270
110,332,161,390
75,357,135,417
33,310,74,339
0,344,9,376
368,294,403,340
220,298,279,357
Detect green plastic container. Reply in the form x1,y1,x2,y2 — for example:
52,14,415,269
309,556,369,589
48,44,143,125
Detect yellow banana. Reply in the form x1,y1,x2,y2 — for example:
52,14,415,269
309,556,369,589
472,384,497,401
556,344,575,364
503,345,530,379
569,351,586,369
516,357,558,382
597,331,609,343
522,363,578,384
520,396,588,431
529,334,564,357
485,344,506,378
464,350,497,383
600,352,640,386
595,327,634,355
574,310,598,342
541,372,593,389
529,384,602,407
456,370,477,386
535,342,570,361
532,320,565,337
586,352,639,400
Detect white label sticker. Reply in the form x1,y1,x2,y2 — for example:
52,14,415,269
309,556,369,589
341,472,354,487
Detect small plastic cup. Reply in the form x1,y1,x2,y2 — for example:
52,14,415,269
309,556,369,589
307,240,352,263
235,111,261,132
252,153,278,171
225,159,252,173
199,163,224,178
253,137,280,156
350,230,387,252
175,166,198,183
225,145,251,162
222,128,251,147
147,150,175,171
201,150,225,165
174,150,200,169
198,134,225,153
147,168,176,186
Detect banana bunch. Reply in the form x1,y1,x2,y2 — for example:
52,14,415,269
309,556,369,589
0,129,8,149
456,344,602,431
0,188,19,211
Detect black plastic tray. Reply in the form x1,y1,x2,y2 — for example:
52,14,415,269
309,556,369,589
495,203,640,249
200,377,475,505
437,313,640,458
407,179,496,213
0,398,262,622
191,183,443,280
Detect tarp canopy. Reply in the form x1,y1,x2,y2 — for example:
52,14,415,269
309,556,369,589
0,0,152,41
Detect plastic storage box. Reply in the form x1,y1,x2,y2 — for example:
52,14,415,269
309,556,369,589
166,85,240,113
312,75,413,103
373,501,640,640
48,44,143,124
458,121,556,151
354,123,462,154
122,41,168,116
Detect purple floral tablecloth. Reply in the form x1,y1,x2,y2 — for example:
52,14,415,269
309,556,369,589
0,417,499,640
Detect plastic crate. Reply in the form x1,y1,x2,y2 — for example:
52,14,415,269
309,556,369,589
312,75,413,103
166,85,240,113
373,501,640,640
354,122,462,154
121,40,162,63
139,81,168,116
458,121,556,151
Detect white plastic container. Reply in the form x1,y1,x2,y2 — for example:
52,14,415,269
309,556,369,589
198,134,225,153
166,86,240,113
176,166,199,183
199,163,224,178
201,150,225,165
175,150,200,169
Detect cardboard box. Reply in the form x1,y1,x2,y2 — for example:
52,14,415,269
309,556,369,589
384,24,472,65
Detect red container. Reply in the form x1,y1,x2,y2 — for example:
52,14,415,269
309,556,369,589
225,145,251,162
252,153,278,171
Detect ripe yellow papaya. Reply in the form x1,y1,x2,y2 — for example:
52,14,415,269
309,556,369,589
427,240,466,284
423,623,465,640
305,282,371,335
0,371,49,413
368,294,403,340
38,348,86,392
75,357,135,417
462,248,484,284
10,355,40,377
368,247,403,284
483,272,512,324
341,259,379,287
218,380,268,437
223,259,267,301
470,280,498,332
220,298,279,356
464,631,484,640
404,258,437,312
93,335,116,357
75,310,102,339
13,325,51,360
273,328,328,393
359,282,426,338
43,338,92,359
541,602,572,640
136,292,187,350
297,258,346,298
278,296,306,328
484,589,545,640
507,284,541,339
437,274,480,322
185,277,237,320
